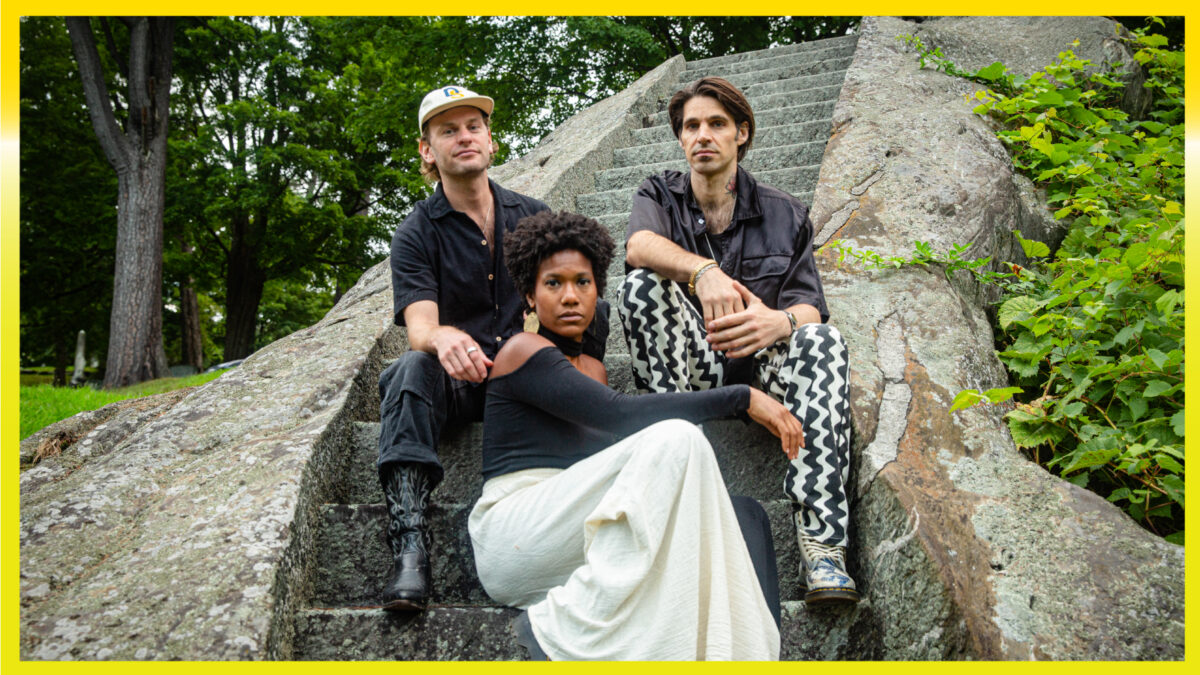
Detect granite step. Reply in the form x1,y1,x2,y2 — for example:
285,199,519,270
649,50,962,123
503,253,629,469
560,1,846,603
293,601,878,660
721,54,854,90
741,72,851,99
594,212,631,243
684,33,858,70
311,498,806,608
293,606,524,660
687,41,858,78
340,420,800,507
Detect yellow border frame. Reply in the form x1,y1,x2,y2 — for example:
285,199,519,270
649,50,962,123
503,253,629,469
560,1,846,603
1,4,1194,671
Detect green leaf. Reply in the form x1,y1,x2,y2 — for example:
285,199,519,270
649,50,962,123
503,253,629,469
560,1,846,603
997,296,1040,329
1143,380,1173,398
1154,454,1183,474
1006,409,1068,447
950,389,986,412
975,62,1007,81
1127,395,1148,422
1155,289,1182,315
1112,321,1142,346
1035,90,1065,106
984,386,1023,404
1140,120,1168,134
1107,487,1131,503
1165,531,1184,546
1061,401,1085,418
1019,123,1045,141
1146,349,1169,370
1061,446,1119,474
1122,242,1149,268
1170,410,1184,437
1014,231,1050,258
1160,475,1185,507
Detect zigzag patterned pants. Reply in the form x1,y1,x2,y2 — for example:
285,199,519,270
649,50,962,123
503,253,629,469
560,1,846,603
619,269,852,548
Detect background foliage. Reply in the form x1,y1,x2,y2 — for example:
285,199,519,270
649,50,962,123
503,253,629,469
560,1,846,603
21,15,858,380
900,20,1184,542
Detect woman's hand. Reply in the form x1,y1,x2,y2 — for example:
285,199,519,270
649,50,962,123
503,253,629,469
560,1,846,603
746,388,804,460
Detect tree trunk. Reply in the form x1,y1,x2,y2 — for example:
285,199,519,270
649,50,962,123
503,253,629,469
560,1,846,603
67,17,174,389
104,155,171,387
223,230,266,361
179,245,204,371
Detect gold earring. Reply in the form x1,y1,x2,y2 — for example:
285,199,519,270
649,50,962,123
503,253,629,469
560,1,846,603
524,308,540,332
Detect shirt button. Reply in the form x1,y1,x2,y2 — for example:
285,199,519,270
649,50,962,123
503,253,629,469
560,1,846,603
488,274,494,280
495,336,502,342
481,239,487,245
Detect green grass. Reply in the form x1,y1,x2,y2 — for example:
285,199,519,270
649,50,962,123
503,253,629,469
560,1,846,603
20,371,226,441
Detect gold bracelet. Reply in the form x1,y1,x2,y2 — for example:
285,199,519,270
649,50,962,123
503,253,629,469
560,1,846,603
688,260,719,295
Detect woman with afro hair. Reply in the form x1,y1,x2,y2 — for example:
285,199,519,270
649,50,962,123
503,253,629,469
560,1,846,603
468,210,802,660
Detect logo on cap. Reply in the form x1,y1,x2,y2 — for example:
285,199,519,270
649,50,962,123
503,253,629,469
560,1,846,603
443,87,464,99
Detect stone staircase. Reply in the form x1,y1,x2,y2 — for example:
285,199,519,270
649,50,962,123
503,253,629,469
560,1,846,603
292,32,866,661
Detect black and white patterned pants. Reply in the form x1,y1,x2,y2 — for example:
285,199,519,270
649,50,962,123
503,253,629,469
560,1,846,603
619,269,852,547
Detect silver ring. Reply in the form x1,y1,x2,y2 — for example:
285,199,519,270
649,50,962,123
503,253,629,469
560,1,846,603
465,347,478,355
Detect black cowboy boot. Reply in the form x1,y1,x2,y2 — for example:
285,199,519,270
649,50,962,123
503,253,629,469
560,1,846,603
381,463,432,610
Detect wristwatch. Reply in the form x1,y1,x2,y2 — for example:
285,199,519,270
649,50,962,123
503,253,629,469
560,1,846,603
783,310,798,334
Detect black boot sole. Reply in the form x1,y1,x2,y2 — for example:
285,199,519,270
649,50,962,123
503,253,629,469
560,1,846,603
382,596,428,611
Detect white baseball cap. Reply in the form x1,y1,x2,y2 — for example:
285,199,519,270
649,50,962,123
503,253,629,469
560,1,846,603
418,85,495,133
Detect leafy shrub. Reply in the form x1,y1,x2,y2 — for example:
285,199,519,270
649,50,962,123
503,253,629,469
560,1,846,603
895,22,1184,543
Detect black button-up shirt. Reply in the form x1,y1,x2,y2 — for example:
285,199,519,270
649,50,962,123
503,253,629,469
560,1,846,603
391,180,610,361
626,166,830,323
390,180,548,360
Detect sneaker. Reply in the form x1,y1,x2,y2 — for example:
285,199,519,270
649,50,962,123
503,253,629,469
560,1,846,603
800,537,860,605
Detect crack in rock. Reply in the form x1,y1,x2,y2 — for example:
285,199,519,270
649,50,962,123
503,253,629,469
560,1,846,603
815,201,857,246
859,313,912,492
851,168,885,196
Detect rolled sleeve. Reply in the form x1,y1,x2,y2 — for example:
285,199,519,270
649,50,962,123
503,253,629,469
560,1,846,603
391,219,438,326
626,179,674,242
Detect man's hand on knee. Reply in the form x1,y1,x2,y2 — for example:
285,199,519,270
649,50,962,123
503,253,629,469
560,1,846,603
695,268,746,323
706,281,792,358
430,326,493,383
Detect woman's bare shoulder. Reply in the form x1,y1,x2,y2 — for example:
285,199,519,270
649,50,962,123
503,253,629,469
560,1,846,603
578,354,608,386
489,332,555,379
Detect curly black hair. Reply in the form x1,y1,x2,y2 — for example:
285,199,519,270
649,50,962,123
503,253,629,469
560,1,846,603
505,210,615,301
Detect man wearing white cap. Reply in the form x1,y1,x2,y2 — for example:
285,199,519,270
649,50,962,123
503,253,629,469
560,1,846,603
376,85,608,611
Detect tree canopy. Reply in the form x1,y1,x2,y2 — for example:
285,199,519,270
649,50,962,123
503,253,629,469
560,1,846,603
20,15,860,378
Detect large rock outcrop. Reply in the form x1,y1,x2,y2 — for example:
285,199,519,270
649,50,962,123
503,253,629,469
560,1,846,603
809,16,1182,659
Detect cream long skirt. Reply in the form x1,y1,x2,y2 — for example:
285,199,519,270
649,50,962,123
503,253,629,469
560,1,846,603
468,419,781,661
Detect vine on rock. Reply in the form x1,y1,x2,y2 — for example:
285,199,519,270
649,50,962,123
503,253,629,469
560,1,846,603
842,22,1183,542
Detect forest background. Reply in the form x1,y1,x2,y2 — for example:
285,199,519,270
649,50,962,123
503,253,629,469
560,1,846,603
19,15,869,387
